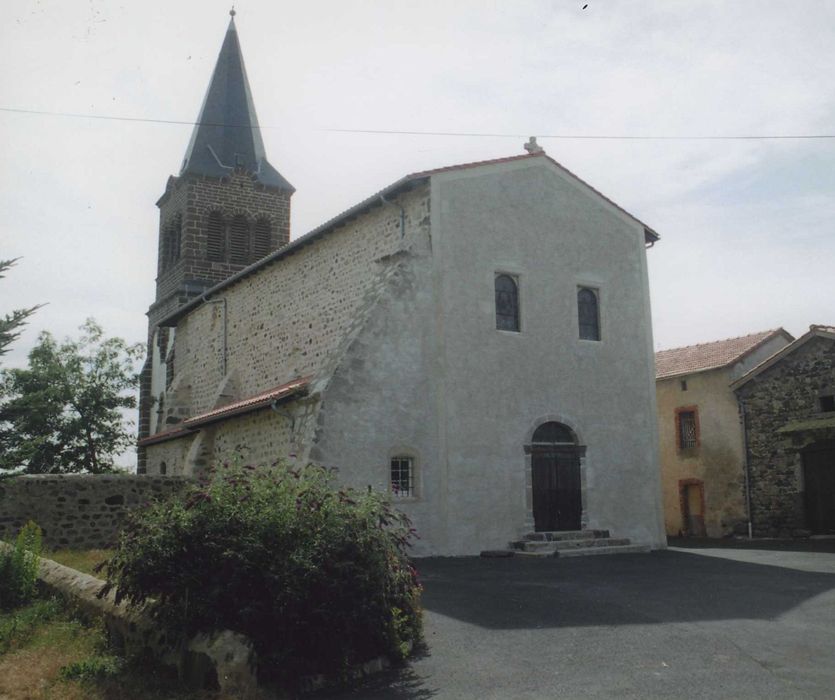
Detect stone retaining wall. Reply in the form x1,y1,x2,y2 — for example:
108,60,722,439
0,474,191,549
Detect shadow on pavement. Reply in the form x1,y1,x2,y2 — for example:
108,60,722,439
415,549,835,630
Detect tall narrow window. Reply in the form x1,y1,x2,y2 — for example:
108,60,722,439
252,218,272,261
207,211,225,262
229,215,250,265
577,287,600,341
167,215,182,267
495,274,520,332
677,409,698,449
390,456,414,498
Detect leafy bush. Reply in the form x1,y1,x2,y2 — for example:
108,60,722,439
0,520,42,610
99,462,422,684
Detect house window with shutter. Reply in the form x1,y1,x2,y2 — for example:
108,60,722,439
495,274,520,332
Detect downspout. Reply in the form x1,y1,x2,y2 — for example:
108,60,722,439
738,397,754,539
202,295,227,376
380,193,406,238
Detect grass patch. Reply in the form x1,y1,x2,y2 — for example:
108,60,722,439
0,595,212,699
43,548,112,576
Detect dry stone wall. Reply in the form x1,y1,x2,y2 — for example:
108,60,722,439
0,475,190,549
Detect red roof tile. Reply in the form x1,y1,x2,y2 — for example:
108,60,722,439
138,377,311,447
655,329,789,380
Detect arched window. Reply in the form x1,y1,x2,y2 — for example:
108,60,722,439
229,215,250,265
159,461,167,475
495,274,520,332
577,287,600,341
252,219,272,261
207,211,226,262
532,422,576,446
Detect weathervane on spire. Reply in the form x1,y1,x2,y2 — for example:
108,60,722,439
229,6,236,17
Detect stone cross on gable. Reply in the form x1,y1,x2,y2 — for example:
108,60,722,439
524,136,544,154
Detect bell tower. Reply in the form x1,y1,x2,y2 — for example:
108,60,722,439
138,10,294,471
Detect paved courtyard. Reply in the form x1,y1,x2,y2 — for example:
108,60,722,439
321,543,835,699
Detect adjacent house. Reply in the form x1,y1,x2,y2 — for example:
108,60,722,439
655,329,793,537
137,14,667,555
732,325,835,536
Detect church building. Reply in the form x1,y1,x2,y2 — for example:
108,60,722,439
138,14,667,556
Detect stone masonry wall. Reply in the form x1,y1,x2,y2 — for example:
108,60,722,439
162,185,430,420
151,171,291,326
0,475,191,549
736,335,835,536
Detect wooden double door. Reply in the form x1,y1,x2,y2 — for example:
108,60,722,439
532,448,581,532
804,442,835,533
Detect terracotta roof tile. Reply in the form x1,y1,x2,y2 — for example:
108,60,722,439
655,329,786,380
138,377,311,447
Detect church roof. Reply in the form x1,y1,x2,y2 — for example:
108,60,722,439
655,328,792,380
160,150,659,327
180,15,293,191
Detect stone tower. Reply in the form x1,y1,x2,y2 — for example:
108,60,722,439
138,12,293,472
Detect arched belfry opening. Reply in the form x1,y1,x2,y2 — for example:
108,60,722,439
526,421,585,532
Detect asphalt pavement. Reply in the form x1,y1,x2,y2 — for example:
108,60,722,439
317,543,835,699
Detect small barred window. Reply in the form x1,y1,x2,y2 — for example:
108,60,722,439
678,410,698,449
390,456,414,498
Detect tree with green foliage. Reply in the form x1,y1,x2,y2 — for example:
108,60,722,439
0,319,143,474
99,462,423,687
0,258,42,360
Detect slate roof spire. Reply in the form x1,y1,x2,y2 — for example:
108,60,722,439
180,12,293,191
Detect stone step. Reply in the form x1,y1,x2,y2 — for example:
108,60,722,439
511,537,631,552
554,544,651,558
523,529,610,542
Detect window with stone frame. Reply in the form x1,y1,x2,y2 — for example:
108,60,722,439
495,273,520,332
390,456,415,498
577,287,601,341
676,407,699,450
820,394,835,413
166,214,182,268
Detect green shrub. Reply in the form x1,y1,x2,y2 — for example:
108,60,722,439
99,462,422,685
60,654,125,681
0,520,42,610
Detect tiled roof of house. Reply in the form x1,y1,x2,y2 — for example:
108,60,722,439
730,324,835,390
655,329,788,380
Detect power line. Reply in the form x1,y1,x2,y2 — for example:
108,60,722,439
2,106,834,140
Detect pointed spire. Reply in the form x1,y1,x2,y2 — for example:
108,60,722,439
180,13,293,191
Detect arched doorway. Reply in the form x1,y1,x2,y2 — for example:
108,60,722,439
803,440,835,533
529,422,583,532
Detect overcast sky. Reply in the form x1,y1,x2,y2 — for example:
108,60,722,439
2,0,834,365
